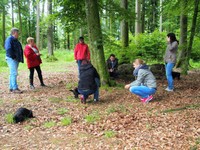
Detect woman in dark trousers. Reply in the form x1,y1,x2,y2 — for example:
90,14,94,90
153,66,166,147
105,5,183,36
78,60,100,104
24,37,45,89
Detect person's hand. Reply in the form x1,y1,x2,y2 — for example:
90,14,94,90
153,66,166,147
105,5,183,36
124,84,131,89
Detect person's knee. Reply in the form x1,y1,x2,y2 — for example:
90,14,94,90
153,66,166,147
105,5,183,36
129,86,137,94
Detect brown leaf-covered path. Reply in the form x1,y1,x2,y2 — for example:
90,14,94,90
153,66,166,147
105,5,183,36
0,62,200,149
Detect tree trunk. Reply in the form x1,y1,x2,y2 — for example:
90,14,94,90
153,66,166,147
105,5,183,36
17,0,22,44
47,0,53,56
67,32,70,50
141,0,145,33
11,0,14,27
85,0,110,85
36,1,40,49
176,0,188,70
135,0,141,34
159,0,163,32
120,0,129,47
40,0,45,49
2,5,6,47
184,0,199,73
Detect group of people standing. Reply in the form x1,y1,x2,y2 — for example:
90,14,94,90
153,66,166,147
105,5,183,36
4,28,178,104
5,28,45,93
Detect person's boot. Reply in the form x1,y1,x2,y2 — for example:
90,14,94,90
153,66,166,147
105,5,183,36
30,79,35,89
38,74,46,87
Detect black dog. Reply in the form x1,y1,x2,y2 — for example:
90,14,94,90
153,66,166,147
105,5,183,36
13,107,34,123
69,87,80,99
172,71,181,80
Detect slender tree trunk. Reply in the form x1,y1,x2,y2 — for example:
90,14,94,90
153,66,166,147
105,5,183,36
85,0,110,85
80,28,83,37
141,0,145,33
159,0,163,32
176,0,188,70
40,0,45,49
36,1,40,49
184,0,199,72
135,0,141,34
2,6,6,47
11,0,14,27
67,32,70,50
120,0,128,47
17,0,22,44
47,0,53,56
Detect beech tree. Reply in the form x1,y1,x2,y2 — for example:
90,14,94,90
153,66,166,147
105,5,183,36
85,0,110,85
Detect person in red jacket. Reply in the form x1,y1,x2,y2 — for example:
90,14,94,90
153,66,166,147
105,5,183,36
24,37,45,89
74,37,90,74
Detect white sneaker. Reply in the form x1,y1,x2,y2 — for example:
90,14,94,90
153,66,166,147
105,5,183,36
165,87,174,92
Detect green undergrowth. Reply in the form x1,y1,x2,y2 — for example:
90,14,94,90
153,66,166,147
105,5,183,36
84,111,100,123
43,121,56,128
48,97,64,103
5,113,14,124
60,117,72,126
104,130,116,138
57,108,68,115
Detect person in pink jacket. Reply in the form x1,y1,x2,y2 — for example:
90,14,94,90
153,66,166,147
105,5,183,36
74,37,90,74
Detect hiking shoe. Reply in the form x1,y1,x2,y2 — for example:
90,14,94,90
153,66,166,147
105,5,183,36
30,85,35,89
40,83,46,87
141,95,153,103
12,88,23,94
94,99,99,102
80,95,86,104
165,87,174,92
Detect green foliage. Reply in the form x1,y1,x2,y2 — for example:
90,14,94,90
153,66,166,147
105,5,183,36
43,121,56,128
45,55,58,62
5,113,14,124
191,37,200,61
84,111,100,123
104,31,167,64
104,130,116,138
66,96,78,103
57,108,68,115
60,117,72,126
24,125,33,131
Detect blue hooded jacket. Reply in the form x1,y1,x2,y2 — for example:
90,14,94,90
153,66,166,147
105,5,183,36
4,35,24,63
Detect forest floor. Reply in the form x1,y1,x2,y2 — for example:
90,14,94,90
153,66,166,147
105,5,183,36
0,62,200,150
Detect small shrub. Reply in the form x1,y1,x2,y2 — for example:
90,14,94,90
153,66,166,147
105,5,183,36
106,106,117,115
57,108,68,115
104,130,116,138
60,117,72,126
45,55,58,62
5,113,14,124
43,121,56,128
85,111,100,123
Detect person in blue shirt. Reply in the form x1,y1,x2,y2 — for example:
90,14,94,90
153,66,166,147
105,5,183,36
5,28,24,93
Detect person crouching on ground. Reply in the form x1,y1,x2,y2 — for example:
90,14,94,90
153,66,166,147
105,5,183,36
78,60,100,104
106,54,118,78
24,37,46,89
124,59,157,103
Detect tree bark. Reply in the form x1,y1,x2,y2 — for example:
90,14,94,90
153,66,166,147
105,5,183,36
159,0,163,32
176,0,188,70
135,0,141,34
85,0,110,85
141,0,145,33
2,5,6,47
40,0,45,49
120,0,129,47
36,1,40,49
47,0,54,56
11,0,14,27
17,0,22,44
185,0,199,72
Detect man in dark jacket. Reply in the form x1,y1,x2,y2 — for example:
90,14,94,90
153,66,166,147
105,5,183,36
106,54,118,78
78,60,100,104
5,28,24,93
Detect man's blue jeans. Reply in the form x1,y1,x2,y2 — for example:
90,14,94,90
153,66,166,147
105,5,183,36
165,63,175,90
129,86,156,98
77,60,82,75
78,78,100,100
6,57,19,90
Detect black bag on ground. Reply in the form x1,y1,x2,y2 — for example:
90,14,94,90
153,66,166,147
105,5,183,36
13,107,34,123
